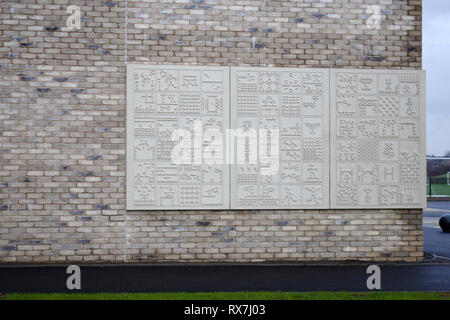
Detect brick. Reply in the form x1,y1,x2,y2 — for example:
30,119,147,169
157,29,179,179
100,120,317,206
0,0,423,264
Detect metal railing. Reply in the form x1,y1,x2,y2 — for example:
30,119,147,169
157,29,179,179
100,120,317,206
427,178,450,197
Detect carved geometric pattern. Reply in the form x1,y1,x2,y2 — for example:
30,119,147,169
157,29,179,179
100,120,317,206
231,67,329,209
303,139,323,161
128,66,425,210
331,70,426,209
357,141,378,161
127,65,229,210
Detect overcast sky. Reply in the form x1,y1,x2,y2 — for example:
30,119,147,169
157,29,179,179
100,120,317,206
424,0,450,156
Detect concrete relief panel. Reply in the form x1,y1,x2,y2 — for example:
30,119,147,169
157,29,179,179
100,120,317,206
127,66,425,211
230,67,330,209
330,69,426,209
127,65,229,210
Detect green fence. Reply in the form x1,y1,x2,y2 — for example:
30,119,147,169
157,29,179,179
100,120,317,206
427,178,450,197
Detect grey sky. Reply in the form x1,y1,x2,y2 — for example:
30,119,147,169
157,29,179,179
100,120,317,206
424,0,450,156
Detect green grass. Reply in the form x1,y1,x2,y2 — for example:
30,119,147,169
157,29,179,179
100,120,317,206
428,184,450,196
433,174,449,179
2,292,450,300
427,174,450,196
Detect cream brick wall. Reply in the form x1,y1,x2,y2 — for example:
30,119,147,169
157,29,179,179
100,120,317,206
0,0,423,263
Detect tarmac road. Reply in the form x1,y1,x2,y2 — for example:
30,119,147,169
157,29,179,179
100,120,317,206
424,227,450,259
424,201,450,258
426,201,450,213
0,264,449,293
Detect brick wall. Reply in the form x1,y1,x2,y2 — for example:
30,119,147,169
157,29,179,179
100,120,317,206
0,0,423,263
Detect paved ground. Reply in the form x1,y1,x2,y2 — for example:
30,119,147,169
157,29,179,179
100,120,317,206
0,264,449,293
424,201,450,259
424,227,450,259
0,202,448,294
426,201,450,213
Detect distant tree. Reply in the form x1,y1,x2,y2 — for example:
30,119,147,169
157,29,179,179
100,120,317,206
445,151,450,158
427,158,450,177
